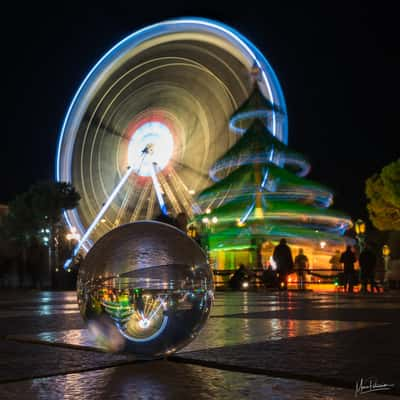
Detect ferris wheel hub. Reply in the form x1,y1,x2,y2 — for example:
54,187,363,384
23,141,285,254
138,318,151,329
127,121,174,177
142,143,155,155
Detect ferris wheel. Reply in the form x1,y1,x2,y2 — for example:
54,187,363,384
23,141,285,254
56,18,287,261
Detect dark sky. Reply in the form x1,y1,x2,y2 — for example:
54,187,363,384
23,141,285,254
1,1,398,221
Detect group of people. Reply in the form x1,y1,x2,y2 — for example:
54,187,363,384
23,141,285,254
337,244,379,293
271,238,309,290
229,263,250,289
267,239,381,293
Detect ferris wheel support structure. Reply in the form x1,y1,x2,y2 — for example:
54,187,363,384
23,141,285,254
65,149,168,268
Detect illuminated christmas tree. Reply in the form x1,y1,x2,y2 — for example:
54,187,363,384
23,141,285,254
195,83,352,272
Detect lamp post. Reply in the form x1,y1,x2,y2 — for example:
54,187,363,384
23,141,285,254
202,215,218,232
354,219,366,252
66,226,81,243
66,227,81,271
382,244,391,288
187,224,198,242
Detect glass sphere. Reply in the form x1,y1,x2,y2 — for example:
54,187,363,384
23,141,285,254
77,221,213,356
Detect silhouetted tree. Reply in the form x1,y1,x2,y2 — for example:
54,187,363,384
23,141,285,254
3,181,80,287
366,158,400,230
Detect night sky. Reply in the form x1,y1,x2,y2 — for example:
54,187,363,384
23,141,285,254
1,1,398,221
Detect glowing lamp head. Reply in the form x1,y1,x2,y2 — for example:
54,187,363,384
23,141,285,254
354,219,366,235
382,244,391,257
242,281,249,289
187,225,197,238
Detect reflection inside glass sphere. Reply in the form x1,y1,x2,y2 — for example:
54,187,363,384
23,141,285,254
77,221,214,356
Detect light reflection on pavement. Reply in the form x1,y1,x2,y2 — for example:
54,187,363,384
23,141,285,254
1,361,397,400
8,317,382,353
0,290,399,399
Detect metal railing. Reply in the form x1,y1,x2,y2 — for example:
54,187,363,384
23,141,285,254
211,268,365,289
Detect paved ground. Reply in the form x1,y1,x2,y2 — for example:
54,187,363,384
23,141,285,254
0,290,399,399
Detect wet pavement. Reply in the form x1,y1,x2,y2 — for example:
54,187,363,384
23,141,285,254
0,290,399,398
0,361,396,400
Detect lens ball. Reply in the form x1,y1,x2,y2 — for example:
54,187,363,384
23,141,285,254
77,221,213,356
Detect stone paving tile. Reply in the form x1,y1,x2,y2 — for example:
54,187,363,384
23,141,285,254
11,304,79,310
174,323,400,395
0,292,84,336
182,318,384,353
0,339,140,383
222,306,400,323
1,290,400,398
0,291,77,305
211,304,293,316
0,310,80,318
11,319,382,354
0,360,398,400
318,303,400,309
0,314,85,336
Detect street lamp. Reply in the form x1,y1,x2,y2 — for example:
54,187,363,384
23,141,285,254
40,227,52,285
66,226,81,243
66,226,81,263
382,244,391,287
187,225,197,239
201,217,209,225
354,219,366,252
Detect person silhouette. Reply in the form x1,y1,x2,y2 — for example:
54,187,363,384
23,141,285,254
340,245,357,293
294,248,309,290
329,250,341,270
229,264,247,290
359,245,379,293
273,239,294,290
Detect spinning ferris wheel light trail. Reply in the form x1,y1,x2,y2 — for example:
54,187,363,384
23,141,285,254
57,17,288,269
150,162,168,216
73,165,134,255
